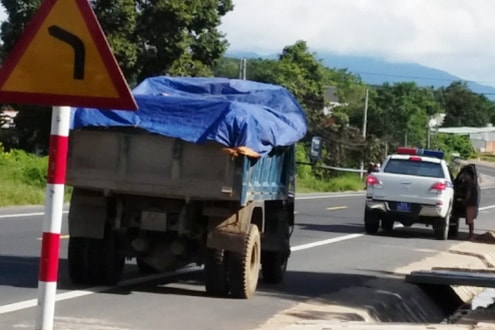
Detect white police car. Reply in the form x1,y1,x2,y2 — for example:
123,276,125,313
364,147,460,240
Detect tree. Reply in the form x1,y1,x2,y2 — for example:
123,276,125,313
90,0,138,83
441,81,493,127
220,42,327,138
0,0,233,152
365,82,443,151
0,0,41,53
135,0,233,81
436,133,475,160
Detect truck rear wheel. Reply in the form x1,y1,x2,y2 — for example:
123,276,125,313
88,231,125,285
205,248,229,296
228,224,261,299
68,231,124,285
261,251,288,284
68,237,89,284
136,257,160,274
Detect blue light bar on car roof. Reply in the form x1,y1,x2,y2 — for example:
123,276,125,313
396,147,444,159
422,149,444,159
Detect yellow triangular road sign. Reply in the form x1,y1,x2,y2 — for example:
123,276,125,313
0,0,137,110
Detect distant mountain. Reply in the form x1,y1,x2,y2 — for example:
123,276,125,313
226,51,495,100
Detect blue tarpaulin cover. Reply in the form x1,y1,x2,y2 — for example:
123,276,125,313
71,76,307,157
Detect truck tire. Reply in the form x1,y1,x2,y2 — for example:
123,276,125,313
364,209,380,234
261,251,288,284
228,224,261,299
448,216,460,238
204,248,229,297
68,237,89,284
87,230,125,285
136,258,159,274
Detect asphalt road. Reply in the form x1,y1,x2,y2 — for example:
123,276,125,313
1,186,495,329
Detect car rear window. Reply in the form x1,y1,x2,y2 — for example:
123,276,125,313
384,159,445,178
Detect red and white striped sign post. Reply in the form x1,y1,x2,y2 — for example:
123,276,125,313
0,1,137,329
35,106,71,330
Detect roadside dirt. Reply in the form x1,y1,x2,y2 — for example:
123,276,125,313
253,233,495,330
252,163,495,329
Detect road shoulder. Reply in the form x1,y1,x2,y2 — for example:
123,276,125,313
253,235,495,330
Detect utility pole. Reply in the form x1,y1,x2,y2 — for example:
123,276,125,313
239,58,247,80
363,88,368,138
427,126,431,149
360,89,369,179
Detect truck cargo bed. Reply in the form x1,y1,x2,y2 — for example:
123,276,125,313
66,129,293,205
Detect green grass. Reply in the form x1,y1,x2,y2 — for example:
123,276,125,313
296,173,364,193
0,148,362,207
477,153,495,162
0,148,72,207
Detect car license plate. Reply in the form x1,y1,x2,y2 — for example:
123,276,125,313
397,202,410,212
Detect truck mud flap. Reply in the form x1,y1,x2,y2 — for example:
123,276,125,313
205,202,262,253
207,231,246,254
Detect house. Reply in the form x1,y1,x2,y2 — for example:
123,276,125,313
438,125,495,153
0,107,18,129
323,86,342,116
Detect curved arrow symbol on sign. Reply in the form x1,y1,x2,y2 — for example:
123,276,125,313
48,25,85,80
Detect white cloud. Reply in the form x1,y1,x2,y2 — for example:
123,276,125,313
220,0,495,86
0,2,493,86
0,6,5,23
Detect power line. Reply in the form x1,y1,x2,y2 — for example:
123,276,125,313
356,70,460,83
347,70,495,95
353,70,495,88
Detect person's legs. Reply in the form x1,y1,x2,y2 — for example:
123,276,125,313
465,206,476,239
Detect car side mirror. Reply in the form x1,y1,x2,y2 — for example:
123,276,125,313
310,136,322,162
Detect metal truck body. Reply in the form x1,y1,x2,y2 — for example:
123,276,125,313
66,76,307,298
66,128,296,298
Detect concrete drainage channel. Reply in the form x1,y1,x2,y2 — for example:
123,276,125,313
448,289,495,326
255,234,495,330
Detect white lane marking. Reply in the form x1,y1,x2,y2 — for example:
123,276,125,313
0,212,44,219
0,211,68,219
37,235,70,241
0,266,200,315
1,200,495,315
1,189,495,220
0,194,364,220
327,206,348,211
291,234,363,252
0,233,365,315
296,193,364,200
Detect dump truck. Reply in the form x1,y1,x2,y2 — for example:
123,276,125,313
65,77,307,299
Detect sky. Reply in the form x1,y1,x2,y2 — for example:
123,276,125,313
1,1,494,87
220,0,495,87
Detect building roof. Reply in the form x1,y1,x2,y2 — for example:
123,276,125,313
438,126,495,135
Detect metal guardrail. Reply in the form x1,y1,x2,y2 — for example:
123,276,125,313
320,164,367,174
297,162,367,174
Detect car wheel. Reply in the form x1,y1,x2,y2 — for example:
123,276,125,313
448,216,460,238
364,208,380,234
434,214,450,241
381,219,394,232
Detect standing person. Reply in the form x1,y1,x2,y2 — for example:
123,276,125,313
367,162,376,175
456,164,481,240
